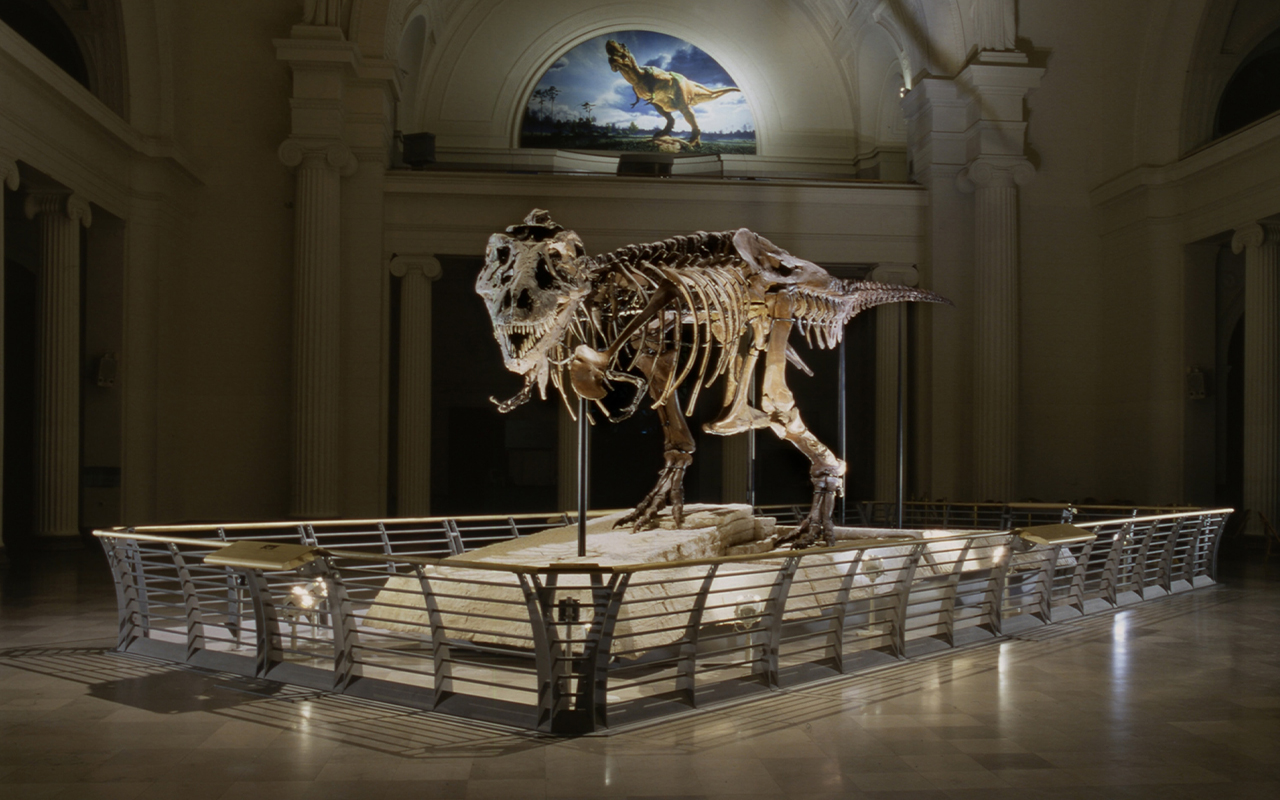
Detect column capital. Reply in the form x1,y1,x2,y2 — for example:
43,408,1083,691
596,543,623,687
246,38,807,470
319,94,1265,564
389,254,442,280
278,138,357,177
1232,221,1280,254
870,263,919,287
957,157,1035,192
24,192,92,228
0,153,18,191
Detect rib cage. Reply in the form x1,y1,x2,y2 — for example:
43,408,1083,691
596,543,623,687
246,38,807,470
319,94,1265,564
542,228,946,418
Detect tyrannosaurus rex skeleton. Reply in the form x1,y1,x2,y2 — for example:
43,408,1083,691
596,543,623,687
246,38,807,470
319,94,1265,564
476,210,950,548
605,39,740,148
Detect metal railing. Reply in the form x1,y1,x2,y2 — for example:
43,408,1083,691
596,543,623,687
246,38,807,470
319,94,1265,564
95,506,1230,734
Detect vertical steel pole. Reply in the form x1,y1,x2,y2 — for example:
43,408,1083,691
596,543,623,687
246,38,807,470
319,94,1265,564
578,397,588,557
748,374,757,511
896,306,906,529
838,336,847,525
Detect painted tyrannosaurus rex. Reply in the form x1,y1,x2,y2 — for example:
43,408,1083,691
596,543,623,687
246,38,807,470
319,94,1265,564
477,210,951,549
606,39,740,148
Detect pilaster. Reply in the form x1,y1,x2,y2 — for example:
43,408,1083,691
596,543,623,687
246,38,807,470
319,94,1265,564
1232,221,1280,535
25,191,91,543
0,156,17,554
390,254,442,517
280,140,355,518
958,157,1035,500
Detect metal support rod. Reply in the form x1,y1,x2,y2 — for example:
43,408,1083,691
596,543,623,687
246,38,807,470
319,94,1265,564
577,397,589,558
895,306,907,529
748,372,757,510
838,335,847,526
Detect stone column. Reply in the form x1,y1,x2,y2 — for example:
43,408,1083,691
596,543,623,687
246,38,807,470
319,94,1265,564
1232,222,1280,535
390,255,442,516
958,158,1034,501
871,264,919,502
25,192,92,542
0,157,18,554
279,139,356,518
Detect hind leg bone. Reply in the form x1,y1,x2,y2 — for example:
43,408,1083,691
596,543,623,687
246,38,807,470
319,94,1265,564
759,300,846,548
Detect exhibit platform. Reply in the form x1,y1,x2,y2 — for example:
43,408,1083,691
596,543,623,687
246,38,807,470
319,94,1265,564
94,502,1229,734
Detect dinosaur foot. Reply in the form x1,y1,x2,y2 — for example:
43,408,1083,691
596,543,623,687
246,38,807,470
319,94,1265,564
617,452,691,531
704,406,771,436
776,487,839,550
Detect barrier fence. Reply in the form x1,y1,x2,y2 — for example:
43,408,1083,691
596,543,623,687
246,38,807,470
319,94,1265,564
96,504,1230,734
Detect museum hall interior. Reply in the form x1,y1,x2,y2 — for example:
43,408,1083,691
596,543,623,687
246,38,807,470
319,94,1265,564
1,1,1278,798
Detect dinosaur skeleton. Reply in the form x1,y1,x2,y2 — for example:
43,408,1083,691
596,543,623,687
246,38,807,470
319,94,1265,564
477,210,950,548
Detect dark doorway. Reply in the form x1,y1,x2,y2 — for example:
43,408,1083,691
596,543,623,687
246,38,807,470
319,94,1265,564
430,256,559,516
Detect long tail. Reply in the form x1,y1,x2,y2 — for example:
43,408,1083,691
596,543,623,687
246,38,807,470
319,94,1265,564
787,281,952,350
686,85,741,106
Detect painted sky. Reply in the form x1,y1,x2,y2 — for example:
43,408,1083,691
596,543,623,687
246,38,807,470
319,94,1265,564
527,31,754,135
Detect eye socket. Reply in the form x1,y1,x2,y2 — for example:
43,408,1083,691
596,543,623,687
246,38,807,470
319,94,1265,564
496,246,510,263
535,255,555,290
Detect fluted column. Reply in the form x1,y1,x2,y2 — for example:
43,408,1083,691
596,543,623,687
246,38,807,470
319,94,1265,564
390,255,442,516
0,157,18,553
871,264,919,502
958,158,1034,501
1232,222,1280,535
25,192,92,542
279,139,356,518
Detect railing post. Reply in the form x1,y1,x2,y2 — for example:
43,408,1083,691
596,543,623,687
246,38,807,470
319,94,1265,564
100,536,144,652
1032,544,1061,624
676,564,719,706
1101,523,1131,607
377,522,394,573
1132,521,1159,598
126,538,152,636
445,519,464,555
1068,538,1094,614
755,557,800,688
518,572,570,733
939,540,974,647
1179,516,1203,585
982,537,1013,637
889,544,925,658
576,572,630,732
414,567,455,707
166,543,206,661
244,569,284,678
312,559,361,691
827,551,865,671
1157,519,1183,594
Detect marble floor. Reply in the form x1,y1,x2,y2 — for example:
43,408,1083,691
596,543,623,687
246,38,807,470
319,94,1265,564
0,545,1278,799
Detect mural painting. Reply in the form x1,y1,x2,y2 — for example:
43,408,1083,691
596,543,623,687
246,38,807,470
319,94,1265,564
520,31,756,154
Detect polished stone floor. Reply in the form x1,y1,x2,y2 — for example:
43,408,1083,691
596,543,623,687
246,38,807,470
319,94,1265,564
0,544,1277,799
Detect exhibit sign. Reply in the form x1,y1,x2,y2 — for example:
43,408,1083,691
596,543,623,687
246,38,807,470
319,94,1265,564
520,31,756,154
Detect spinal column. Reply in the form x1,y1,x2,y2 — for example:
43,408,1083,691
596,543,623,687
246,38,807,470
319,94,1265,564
1233,222,1280,535
25,192,92,540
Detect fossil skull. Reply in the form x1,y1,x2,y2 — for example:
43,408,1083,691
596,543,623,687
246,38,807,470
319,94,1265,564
477,209,590,410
